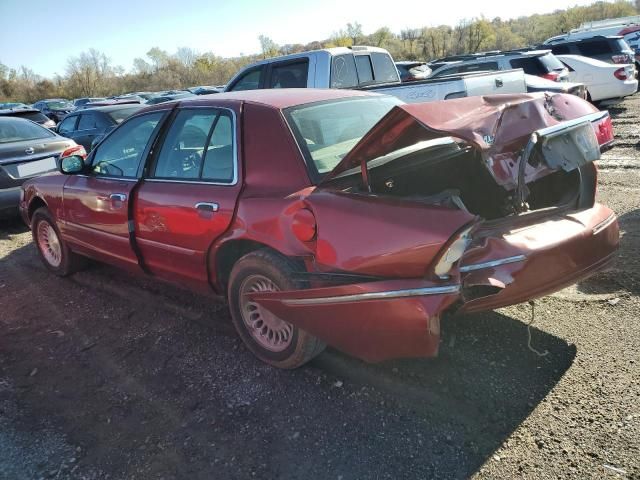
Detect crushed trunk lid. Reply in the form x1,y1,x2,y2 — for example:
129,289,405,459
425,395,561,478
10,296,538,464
319,92,613,193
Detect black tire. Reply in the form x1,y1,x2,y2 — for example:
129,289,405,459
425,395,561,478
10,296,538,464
228,249,326,369
31,207,86,276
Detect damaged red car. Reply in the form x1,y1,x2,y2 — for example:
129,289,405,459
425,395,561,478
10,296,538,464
20,89,619,368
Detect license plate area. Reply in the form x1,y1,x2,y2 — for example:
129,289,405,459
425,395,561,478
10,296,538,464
538,121,600,172
16,157,57,178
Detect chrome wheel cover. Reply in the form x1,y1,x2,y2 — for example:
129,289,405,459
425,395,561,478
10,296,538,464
37,220,62,268
240,274,294,352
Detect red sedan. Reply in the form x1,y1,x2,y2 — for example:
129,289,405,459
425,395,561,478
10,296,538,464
20,89,619,368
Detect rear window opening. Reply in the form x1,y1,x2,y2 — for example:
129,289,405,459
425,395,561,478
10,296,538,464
327,138,595,221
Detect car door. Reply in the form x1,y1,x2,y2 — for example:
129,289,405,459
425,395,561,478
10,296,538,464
74,112,100,150
226,65,265,91
61,110,167,271
134,105,242,290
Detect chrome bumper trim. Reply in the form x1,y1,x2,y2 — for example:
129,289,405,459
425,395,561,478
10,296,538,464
459,255,527,273
281,285,461,306
592,213,617,236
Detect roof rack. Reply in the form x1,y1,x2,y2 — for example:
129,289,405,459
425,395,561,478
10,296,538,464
431,46,545,63
574,15,640,31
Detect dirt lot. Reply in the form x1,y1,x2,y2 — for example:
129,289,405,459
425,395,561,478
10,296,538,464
1,95,639,480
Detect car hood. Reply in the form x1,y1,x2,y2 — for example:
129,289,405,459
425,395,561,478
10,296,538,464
319,92,603,191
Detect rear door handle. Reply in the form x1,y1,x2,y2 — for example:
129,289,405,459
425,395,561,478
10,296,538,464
110,193,127,202
195,202,219,212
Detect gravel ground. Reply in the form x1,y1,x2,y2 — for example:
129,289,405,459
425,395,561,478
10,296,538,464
1,94,639,480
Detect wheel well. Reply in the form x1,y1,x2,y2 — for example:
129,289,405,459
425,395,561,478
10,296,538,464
27,197,47,223
214,239,272,294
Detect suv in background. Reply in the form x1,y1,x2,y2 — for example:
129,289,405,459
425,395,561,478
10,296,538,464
395,61,432,82
428,49,569,82
542,36,635,67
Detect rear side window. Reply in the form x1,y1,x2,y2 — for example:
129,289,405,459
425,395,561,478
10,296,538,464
269,60,309,88
152,108,235,183
228,67,264,91
577,41,613,56
371,52,399,82
355,55,374,83
57,115,78,135
78,113,97,130
331,54,359,88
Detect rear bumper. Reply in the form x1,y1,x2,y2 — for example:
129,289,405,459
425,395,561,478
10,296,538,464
250,204,619,363
458,204,619,313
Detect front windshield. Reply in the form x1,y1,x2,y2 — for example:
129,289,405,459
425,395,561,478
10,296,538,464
0,118,54,144
285,96,403,178
46,100,73,109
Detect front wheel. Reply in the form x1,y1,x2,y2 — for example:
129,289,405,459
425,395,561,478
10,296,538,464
31,207,86,276
228,250,325,369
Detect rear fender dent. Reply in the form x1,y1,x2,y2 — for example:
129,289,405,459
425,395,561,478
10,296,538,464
247,279,460,362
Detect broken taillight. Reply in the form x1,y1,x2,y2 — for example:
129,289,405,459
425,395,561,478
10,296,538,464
592,114,615,149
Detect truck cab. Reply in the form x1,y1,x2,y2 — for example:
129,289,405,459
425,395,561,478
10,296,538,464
225,46,400,92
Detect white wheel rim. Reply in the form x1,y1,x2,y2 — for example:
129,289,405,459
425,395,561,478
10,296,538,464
240,274,294,352
37,220,62,268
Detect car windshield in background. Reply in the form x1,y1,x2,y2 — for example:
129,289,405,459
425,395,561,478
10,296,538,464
0,118,55,144
108,106,143,124
285,96,402,178
46,101,73,109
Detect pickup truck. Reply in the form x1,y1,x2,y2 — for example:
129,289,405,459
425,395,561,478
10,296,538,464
224,46,527,102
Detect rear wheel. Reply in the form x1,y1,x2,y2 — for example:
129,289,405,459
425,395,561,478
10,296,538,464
228,249,325,369
32,207,86,276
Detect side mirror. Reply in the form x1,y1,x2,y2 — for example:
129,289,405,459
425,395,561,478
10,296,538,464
60,155,85,174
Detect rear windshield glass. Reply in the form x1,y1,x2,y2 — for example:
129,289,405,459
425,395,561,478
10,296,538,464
510,53,563,75
108,107,142,124
577,41,613,56
284,96,403,179
13,111,48,122
0,118,55,144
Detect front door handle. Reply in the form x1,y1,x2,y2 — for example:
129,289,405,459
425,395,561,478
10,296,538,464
195,202,219,212
110,193,127,202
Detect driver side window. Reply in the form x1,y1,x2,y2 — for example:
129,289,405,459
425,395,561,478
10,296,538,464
92,111,164,178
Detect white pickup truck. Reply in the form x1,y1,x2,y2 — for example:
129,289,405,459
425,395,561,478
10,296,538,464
224,46,527,102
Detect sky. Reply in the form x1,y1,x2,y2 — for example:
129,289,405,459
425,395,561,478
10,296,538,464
1,0,602,78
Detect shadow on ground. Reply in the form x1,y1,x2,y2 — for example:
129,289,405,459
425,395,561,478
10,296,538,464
0,232,576,479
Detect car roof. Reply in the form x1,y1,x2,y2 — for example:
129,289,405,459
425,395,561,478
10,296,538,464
0,108,41,115
69,104,144,114
173,88,382,110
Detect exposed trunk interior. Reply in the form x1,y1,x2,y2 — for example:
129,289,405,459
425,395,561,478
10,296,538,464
328,140,595,220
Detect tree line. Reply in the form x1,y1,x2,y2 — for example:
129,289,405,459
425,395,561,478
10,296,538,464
0,0,637,102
